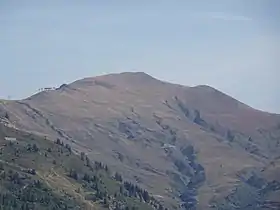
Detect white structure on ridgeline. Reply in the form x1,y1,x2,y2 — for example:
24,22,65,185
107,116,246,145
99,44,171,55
5,137,17,142
38,87,56,92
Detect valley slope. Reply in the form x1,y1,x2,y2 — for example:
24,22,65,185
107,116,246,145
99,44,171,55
1,72,280,209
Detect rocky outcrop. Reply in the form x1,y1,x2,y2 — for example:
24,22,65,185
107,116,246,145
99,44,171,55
215,169,280,210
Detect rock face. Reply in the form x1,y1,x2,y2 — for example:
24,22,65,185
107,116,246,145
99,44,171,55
1,72,280,209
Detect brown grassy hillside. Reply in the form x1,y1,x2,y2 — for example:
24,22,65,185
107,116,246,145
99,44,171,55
1,72,280,209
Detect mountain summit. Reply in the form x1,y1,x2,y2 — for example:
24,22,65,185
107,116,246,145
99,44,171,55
1,72,280,209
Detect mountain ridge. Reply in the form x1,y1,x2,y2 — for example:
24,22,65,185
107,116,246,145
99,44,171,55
1,71,278,115
25,72,278,115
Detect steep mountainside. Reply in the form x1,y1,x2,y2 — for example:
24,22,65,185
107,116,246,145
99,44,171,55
0,123,166,210
1,72,280,209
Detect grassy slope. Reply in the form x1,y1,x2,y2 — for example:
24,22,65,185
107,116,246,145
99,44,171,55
1,72,279,209
0,124,165,210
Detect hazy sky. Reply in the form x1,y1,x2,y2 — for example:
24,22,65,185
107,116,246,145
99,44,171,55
0,0,279,113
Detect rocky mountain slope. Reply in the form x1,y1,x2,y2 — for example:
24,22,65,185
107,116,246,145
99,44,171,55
1,72,280,209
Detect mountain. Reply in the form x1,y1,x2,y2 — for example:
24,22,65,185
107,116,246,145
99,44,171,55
1,72,280,209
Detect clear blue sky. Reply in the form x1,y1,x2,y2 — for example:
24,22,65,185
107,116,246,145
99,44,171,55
0,0,279,113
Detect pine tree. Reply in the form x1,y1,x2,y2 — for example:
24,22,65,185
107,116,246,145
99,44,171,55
65,144,72,153
143,190,150,203
56,138,61,145
114,172,123,182
80,152,85,161
32,144,39,152
69,169,78,180
4,112,9,120
85,156,91,167
83,173,90,182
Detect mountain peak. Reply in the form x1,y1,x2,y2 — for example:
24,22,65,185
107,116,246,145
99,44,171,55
91,71,159,86
120,71,150,76
116,71,157,81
